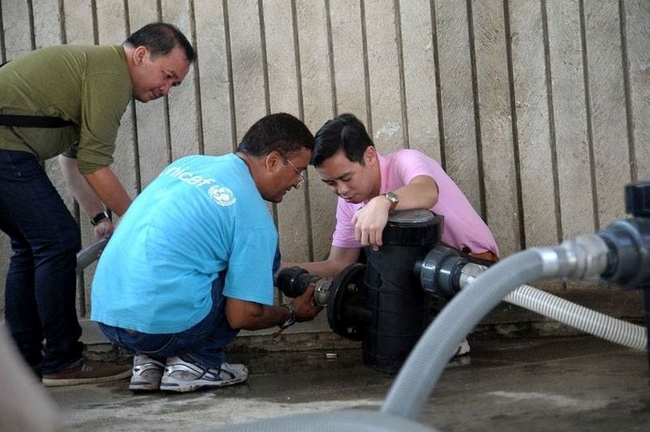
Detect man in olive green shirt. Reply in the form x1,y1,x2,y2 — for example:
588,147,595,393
0,22,195,386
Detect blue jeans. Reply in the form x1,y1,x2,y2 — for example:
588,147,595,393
0,149,83,375
98,274,239,369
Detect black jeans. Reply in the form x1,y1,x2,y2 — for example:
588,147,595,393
0,149,83,375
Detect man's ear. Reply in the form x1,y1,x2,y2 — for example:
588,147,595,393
364,145,378,166
265,151,282,172
132,46,149,66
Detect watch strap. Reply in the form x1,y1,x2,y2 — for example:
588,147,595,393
279,303,297,329
91,210,112,226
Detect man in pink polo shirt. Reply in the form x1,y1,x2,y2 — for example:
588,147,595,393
285,113,498,277
282,113,499,356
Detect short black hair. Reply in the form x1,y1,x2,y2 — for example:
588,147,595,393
125,22,195,63
237,113,315,157
311,113,373,167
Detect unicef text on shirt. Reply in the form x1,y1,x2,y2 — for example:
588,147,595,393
164,166,215,187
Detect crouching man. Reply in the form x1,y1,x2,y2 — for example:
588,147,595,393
91,113,322,392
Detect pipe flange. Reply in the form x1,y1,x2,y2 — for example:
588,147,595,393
327,263,367,341
417,245,468,299
313,278,332,307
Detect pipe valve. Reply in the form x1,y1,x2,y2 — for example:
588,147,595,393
597,182,650,290
276,266,331,306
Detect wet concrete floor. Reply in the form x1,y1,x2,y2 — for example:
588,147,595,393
48,336,650,432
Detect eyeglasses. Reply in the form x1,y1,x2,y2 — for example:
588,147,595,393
279,152,308,189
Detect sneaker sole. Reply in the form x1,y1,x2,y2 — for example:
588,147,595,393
454,340,471,357
160,375,248,393
43,369,132,387
129,380,161,391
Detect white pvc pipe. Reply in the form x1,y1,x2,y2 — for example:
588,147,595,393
461,263,647,351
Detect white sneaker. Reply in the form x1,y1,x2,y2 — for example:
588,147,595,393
454,339,471,357
129,355,165,391
160,356,249,393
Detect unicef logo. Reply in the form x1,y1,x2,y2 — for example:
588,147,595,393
208,185,236,206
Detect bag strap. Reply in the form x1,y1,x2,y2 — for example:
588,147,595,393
0,114,75,128
1,61,75,128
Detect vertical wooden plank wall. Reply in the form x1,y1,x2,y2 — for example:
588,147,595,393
626,0,650,182
364,1,405,154
194,0,234,156
436,1,483,214
399,0,441,161
1,0,648,323
298,0,336,263
586,1,632,229
509,1,558,249
163,0,202,160
129,1,170,188
472,0,521,256
265,0,308,261
546,0,595,241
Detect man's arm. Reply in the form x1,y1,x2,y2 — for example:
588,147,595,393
225,285,322,330
58,155,114,239
353,174,438,249
83,166,133,217
282,245,361,279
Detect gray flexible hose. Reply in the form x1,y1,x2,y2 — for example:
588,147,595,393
381,235,611,420
461,264,647,351
75,238,108,274
215,409,439,432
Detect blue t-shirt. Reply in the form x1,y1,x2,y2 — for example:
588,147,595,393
91,154,278,333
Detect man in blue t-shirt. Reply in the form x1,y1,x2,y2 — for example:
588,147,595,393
91,113,322,393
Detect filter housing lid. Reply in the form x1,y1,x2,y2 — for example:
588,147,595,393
383,209,443,247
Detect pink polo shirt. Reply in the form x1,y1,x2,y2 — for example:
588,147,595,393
332,149,499,256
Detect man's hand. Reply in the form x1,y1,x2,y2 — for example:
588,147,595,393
272,285,323,338
292,284,323,322
351,196,392,250
92,219,114,240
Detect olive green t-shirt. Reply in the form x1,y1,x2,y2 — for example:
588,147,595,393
0,45,132,174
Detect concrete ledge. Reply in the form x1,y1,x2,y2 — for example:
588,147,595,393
80,287,647,363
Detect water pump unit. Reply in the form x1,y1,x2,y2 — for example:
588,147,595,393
278,209,445,374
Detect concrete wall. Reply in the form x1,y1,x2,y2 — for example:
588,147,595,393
1,0,649,335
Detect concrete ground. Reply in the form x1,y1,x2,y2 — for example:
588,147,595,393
48,336,650,432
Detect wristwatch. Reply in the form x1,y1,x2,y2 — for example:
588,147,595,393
91,210,112,226
382,191,400,211
278,303,297,330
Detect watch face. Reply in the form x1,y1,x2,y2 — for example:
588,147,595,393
384,192,399,203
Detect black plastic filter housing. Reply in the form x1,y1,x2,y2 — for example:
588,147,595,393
362,210,443,374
